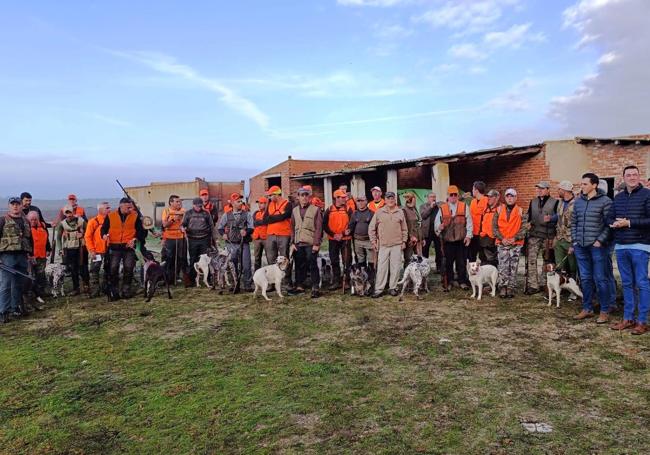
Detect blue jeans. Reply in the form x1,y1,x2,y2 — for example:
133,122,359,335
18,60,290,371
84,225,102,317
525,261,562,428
0,252,28,314
574,244,612,313
616,249,650,323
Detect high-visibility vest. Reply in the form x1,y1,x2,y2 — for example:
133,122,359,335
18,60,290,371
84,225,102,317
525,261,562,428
108,211,137,245
266,199,291,236
439,202,467,242
368,199,385,213
326,205,351,240
479,205,499,239
31,222,49,259
495,205,524,246
85,215,108,254
470,197,488,236
346,198,356,213
252,210,267,240
162,207,185,240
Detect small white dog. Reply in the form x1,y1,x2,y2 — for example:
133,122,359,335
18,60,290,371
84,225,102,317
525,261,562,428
397,255,431,301
253,256,290,301
467,259,498,300
194,253,212,288
45,263,66,297
316,252,333,289
545,263,583,307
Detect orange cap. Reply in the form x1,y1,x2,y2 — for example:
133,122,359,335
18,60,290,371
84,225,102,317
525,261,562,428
199,189,209,196
447,185,459,195
333,189,347,198
230,192,241,201
266,185,282,195
67,194,77,200
257,196,268,204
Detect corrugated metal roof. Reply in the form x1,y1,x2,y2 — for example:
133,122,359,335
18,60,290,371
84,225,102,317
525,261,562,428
576,135,650,145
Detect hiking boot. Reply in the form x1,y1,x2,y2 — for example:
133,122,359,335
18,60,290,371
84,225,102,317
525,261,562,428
573,310,594,320
524,287,539,295
328,282,341,291
389,289,399,297
459,283,469,290
0,313,7,324
287,287,304,296
631,323,649,336
610,319,636,331
371,291,384,299
596,313,610,324
499,287,508,299
121,287,133,299
310,290,320,299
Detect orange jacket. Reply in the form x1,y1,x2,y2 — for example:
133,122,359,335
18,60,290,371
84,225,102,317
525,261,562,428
162,207,185,240
470,197,488,236
495,205,524,246
479,205,499,239
368,199,385,213
252,210,267,240
108,211,137,245
85,214,108,254
266,198,292,236
324,205,352,240
31,222,49,259
346,198,356,213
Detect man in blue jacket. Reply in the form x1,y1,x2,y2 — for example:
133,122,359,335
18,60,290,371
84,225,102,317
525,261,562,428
571,173,613,323
608,165,650,335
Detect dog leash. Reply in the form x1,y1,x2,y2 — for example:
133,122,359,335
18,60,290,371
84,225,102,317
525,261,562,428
553,253,570,272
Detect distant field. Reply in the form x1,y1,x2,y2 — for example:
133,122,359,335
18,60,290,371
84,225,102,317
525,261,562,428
1,278,649,454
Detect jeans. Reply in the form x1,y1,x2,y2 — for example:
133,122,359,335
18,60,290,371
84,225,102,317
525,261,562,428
616,248,650,323
294,245,320,290
574,244,612,313
0,252,28,314
163,238,188,283
226,242,252,288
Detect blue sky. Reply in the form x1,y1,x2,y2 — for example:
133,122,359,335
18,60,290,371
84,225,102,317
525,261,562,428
1,0,647,197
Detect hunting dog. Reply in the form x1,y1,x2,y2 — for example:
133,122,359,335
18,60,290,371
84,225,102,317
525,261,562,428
397,255,431,301
253,256,289,301
316,252,333,289
349,263,372,296
209,249,237,292
545,263,583,307
194,253,212,288
468,259,498,300
144,258,172,302
45,263,66,298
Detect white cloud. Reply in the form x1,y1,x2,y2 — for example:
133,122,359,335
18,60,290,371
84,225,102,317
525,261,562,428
484,23,545,49
488,78,534,111
337,0,410,6
551,0,650,136
371,23,414,56
448,43,487,60
414,0,519,33
110,50,270,130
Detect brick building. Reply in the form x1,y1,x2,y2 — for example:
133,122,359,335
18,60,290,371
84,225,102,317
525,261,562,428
125,178,244,226
248,156,378,208
291,136,650,209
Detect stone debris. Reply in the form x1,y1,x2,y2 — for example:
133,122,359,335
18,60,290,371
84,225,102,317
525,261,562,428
522,422,553,433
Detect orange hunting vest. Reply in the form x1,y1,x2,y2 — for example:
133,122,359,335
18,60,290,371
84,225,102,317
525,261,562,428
266,199,291,236
31,223,49,259
368,199,385,213
479,205,499,239
470,197,488,236
326,205,351,240
108,211,137,245
162,207,185,240
496,205,524,246
252,210,268,240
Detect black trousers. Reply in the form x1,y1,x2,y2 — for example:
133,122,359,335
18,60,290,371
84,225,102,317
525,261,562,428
64,248,89,290
468,236,481,262
188,237,211,281
422,235,443,271
443,240,469,285
163,238,188,282
294,245,320,290
109,248,136,290
329,239,352,284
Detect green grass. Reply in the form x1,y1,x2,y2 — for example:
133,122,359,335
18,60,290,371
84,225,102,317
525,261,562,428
1,285,650,454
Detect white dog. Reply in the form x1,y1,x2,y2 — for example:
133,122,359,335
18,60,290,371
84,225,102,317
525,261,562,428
45,263,66,297
253,256,289,301
545,263,583,307
467,259,498,300
194,253,212,288
397,255,431,301
316,252,333,289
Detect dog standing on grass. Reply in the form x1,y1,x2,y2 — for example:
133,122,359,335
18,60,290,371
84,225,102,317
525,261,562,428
252,256,289,301
467,259,498,300
545,263,582,307
397,255,431,301
143,258,172,302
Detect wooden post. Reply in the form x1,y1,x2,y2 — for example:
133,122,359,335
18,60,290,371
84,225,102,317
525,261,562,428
386,169,398,194
431,163,449,199
324,177,333,207
350,174,366,199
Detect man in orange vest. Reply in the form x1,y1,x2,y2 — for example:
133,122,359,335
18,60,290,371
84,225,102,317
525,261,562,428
252,196,268,271
368,186,385,213
493,188,527,298
434,185,473,291
101,198,147,299
199,189,219,223
477,189,501,267
468,181,488,262
161,195,189,286
324,189,353,290
85,202,111,297
263,186,292,265
27,211,50,306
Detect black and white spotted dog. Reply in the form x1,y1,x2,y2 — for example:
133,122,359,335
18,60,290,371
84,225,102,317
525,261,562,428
209,249,237,292
45,263,66,298
349,263,372,296
397,255,431,301
316,252,333,289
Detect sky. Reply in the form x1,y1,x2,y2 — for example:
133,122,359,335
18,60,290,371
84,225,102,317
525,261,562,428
1,0,648,198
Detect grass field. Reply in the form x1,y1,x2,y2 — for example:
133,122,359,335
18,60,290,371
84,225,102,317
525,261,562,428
1,280,649,454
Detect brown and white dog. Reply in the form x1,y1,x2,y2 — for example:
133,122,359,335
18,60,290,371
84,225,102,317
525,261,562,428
545,263,582,307
252,256,289,301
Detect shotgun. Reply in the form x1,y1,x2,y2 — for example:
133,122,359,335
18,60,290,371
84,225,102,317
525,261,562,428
232,236,245,294
0,261,35,281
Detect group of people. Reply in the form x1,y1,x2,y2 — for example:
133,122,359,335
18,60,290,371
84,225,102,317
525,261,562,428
1,165,649,333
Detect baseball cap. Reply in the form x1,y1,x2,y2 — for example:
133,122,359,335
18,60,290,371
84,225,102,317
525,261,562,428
63,205,74,213
447,185,459,195
487,189,500,197
536,181,551,189
385,191,396,198
199,189,209,196
356,195,367,201
67,194,77,200
266,185,282,196
192,197,203,206
8,197,21,205
333,189,347,198
403,191,415,199
558,180,573,191
370,186,382,193
257,196,268,204
505,188,517,197
230,192,241,201
297,186,312,195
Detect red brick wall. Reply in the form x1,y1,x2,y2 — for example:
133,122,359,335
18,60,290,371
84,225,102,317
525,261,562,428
397,166,430,188
586,143,650,190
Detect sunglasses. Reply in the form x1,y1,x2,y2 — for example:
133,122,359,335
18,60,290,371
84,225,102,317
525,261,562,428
448,193,458,196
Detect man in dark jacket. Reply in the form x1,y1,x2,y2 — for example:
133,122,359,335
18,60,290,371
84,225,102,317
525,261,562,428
402,192,422,263
420,192,442,272
570,173,613,323
183,198,215,283
20,192,47,225
525,181,558,294
217,195,254,291
608,165,650,335
349,195,374,269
